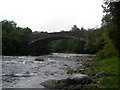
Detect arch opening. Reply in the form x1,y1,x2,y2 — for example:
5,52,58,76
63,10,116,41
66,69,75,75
27,37,86,56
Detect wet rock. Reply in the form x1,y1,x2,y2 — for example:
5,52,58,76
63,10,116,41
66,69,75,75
74,68,85,73
76,59,80,61
51,73,54,75
41,74,92,89
64,64,68,66
48,61,56,65
29,61,34,63
40,79,66,89
70,74,92,84
25,71,30,74
44,71,52,76
4,73,15,76
93,71,107,79
35,58,44,61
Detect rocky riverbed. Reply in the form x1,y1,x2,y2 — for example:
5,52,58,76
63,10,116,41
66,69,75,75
2,53,96,88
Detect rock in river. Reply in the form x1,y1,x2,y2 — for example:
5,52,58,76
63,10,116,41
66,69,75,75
70,74,92,84
40,74,92,89
40,79,66,89
35,58,44,61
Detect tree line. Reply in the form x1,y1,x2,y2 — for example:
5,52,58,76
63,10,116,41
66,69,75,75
2,20,32,55
1,21,102,55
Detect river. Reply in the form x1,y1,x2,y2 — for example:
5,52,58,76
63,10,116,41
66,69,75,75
2,53,94,88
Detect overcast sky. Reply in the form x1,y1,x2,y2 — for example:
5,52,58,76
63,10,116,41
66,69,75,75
0,0,104,32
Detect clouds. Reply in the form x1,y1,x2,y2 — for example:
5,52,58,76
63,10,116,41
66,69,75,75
0,0,103,32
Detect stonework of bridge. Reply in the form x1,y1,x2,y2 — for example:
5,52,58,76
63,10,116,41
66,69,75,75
26,31,86,55
27,31,86,45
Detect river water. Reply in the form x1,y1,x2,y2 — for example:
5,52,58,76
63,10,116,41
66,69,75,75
2,53,93,88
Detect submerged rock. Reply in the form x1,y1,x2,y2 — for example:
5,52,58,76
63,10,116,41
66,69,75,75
35,58,44,61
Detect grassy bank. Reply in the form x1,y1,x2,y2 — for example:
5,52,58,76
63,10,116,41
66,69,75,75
86,57,119,88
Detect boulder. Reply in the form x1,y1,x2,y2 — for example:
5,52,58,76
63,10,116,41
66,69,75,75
70,74,92,84
40,74,92,89
40,79,66,89
93,71,107,79
35,58,44,61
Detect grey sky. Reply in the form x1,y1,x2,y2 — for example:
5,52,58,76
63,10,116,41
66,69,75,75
0,0,104,32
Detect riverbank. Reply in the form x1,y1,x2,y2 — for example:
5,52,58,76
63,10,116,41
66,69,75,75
83,57,119,88
67,57,119,89
41,57,119,89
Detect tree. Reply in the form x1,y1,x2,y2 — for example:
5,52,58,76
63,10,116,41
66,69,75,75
80,27,85,30
2,20,32,55
2,20,16,32
84,30,101,54
102,2,120,58
70,25,80,31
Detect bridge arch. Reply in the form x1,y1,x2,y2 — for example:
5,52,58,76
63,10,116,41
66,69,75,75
26,31,86,55
27,31,85,45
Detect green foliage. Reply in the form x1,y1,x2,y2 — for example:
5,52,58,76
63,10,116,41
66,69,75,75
49,39,68,53
48,27,102,54
99,76,118,88
49,39,86,54
67,68,74,75
84,29,102,54
70,25,80,32
2,20,16,32
68,39,86,53
1,20,104,55
90,57,119,88
36,43,51,55
97,2,120,59
2,20,51,55
33,31,48,34
92,57,119,75
96,33,118,59
2,20,32,55
102,2,120,58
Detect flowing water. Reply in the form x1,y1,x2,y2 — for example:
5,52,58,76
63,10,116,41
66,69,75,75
2,53,94,88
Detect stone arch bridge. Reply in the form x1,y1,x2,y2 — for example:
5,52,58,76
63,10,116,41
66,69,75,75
27,31,86,45
26,31,86,55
